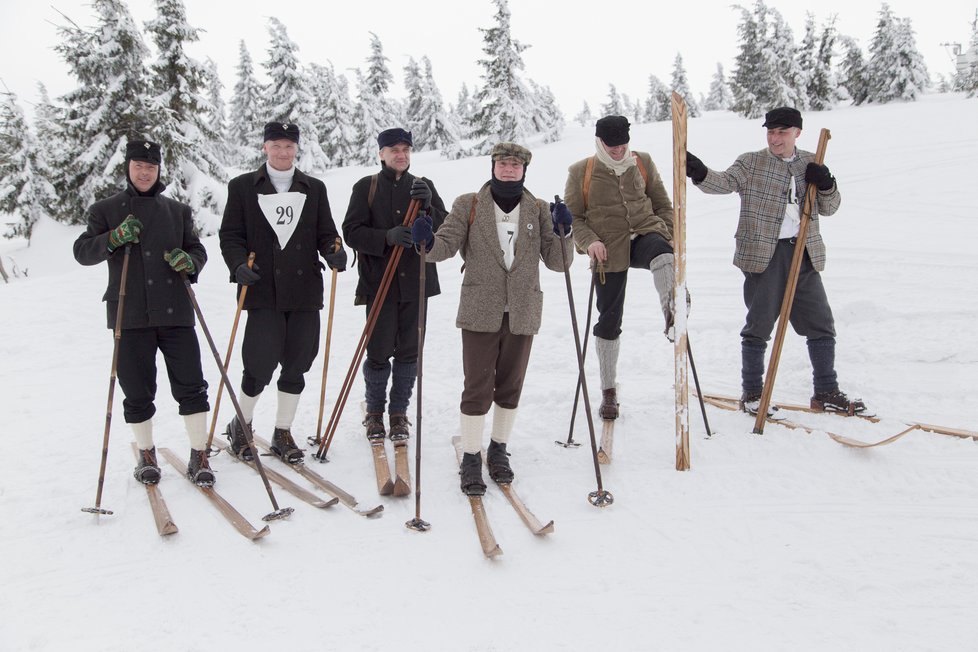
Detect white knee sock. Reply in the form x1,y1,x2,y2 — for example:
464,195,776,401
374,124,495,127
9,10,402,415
595,336,620,390
238,390,260,424
490,405,518,444
650,253,676,321
460,413,486,455
275,391,301,429
184,412,208,450
131,419,154,450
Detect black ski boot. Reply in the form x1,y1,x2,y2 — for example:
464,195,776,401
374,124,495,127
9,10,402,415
599,388,619,420
486,440,514,484
187,448,215,486
225,417,254,461
459,452,487,496
811,389,868,416
739,392,783,420
133,447,161,485
364,412,386,441
270,427,305,465
389,413,411,442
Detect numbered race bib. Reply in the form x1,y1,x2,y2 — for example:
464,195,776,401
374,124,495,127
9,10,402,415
496,222,517,270
258,192,307,250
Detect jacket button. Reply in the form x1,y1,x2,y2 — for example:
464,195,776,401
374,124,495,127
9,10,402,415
147,278,154,285
144,250,151,257
297,269,303,276
166,308,173,314
167,278,172,284
276,269,281,275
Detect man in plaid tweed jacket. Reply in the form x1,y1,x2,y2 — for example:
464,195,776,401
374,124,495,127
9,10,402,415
685,107,867,417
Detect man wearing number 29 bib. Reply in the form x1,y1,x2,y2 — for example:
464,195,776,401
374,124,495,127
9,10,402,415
219,121,348,465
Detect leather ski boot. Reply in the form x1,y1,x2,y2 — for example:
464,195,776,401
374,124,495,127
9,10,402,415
599,388,619,420
811,389,868,416
363,412,386,441
270,427,305,465
459,452,487,496
389,413,411,442
187,448,215,486
225,417,254,461
486,440,514,484
133,447,161,485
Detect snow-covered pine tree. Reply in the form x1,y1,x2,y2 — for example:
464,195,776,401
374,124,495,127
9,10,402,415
761,7,806,109
52,0,151,224
308,62,357,168
574,101,593,127
202,57,230,165
0,91,58,239
671,53,700,117
600,84,625,116
228,40,265,169
644,75,671,122
452,83,478,139
144,0,225,215
351,32,403,164
403,57,425,145
961,17,978,96
702,63,734,111
468,0,537,154
838,35,870,105
730,1,772,118
527,80,565,142
866,4,930,103
797,13,840,111
263,17,330,172
415,56,462,152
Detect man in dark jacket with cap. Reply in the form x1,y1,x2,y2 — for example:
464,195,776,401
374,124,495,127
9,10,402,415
74,139,214,487
219,121,347,464
342,128,447,442
686,106,867,417
563,115,677,420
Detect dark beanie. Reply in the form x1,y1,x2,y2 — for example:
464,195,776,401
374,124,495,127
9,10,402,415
762,107,803,129
125,140,162,165
595,115,630,146
263,121,300,143
377,128,413,149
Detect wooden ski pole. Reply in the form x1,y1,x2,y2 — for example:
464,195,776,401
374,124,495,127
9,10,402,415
315,199,422,462
557,267,597,448
206,251,255,454
686,338,712,437
753,128,832,434
180,272,293,521
82,242,133,517
554,196,613,507
310,238,342,446
671,91,690,471
406,233,431,532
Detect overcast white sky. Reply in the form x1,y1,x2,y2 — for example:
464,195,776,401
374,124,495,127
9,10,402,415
1,0,974,120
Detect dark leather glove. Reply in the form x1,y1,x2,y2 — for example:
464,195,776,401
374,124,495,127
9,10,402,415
686,151,707,183
163,249,195,274
235,262,261,286
411,213,434,249
386,225,413,248
322,246,347,272
549,201,573,236
805,163,835,191
108,215,142,250
410,179,432,210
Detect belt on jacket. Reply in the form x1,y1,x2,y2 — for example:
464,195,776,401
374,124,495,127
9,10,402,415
778,237,798,245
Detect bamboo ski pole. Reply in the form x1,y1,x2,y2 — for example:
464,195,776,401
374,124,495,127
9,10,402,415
557,267,597,448
206,251,255,454
315,199,422,462
671,91,690,471
686,338,712,437
310,238,342,446
180,271,293,521
82,242,133,517
554,197,613,507
753,128,832,434
406,235,431,532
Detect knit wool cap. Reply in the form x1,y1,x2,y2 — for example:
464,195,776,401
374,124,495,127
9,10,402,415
263,121,300,143
595,115,630,146
125,140,162,165
377,128,413,149
762,107,803,129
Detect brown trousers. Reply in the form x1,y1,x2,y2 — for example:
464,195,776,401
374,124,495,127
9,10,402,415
460,314,534,416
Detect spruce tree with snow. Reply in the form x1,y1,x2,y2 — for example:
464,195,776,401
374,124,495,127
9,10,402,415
308,62,357,167
866,4,930,103
645,75,671,122
0,91,57,239
263,17,330,172
414,56,462,152
144,0,225,212
838,35,870,105
797,14,840,111
403,57,425,144
761,7,806,110
351,33,403,164
702,63,734,111
468,0,537,154
527,80,565,142
960,18,978,96
202,57,230,164
452,83,478,138
601,84,625,116
52,0,151,224
228,41,265,169
671,53,700,117
574,101,593,127
730,1,773,118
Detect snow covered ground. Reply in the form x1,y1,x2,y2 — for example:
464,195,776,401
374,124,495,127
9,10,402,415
1,94,976,651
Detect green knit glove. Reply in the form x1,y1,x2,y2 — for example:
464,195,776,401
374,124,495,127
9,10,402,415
164,249,195,274
108,215,142,250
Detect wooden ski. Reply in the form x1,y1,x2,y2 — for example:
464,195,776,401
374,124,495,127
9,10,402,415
159,448,269,540
131,443,178,536
598,420,614,465
671,90,690,471
370,441,395,496
392,442,411,497
451,436,502,557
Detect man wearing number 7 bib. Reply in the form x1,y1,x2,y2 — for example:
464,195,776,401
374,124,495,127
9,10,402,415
219,121,348,464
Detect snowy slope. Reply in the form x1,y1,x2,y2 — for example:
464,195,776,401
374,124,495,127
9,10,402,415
1,95,976,652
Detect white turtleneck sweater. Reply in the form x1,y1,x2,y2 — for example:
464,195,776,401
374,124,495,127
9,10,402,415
267,164,296,193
